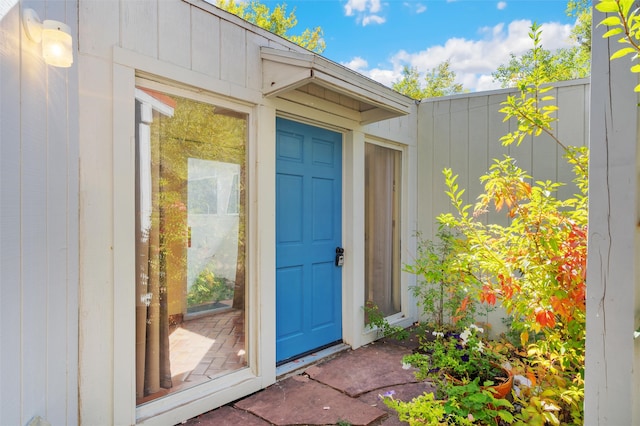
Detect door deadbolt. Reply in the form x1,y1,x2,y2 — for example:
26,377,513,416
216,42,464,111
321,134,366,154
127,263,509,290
335,247,345,267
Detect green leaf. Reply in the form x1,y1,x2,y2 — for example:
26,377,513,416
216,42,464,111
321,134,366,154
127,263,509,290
611,47,637,60
599,16,622,27
603,27,624,38
595,1,622,13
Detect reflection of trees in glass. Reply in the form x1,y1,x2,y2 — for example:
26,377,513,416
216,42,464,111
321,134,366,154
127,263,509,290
189,177,218,214
136,88,248,402
154,95,247,314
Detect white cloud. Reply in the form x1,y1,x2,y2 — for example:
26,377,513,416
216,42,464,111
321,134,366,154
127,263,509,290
404,2,427,14
497,2,507,10
342,19,576,92
345,0,386,26
343,57,369,73
363,15,386,26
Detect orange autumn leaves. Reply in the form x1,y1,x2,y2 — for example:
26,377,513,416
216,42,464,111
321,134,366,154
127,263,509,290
441,156,587,340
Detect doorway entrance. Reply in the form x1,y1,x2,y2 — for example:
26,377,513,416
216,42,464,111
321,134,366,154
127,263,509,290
275,118,343,363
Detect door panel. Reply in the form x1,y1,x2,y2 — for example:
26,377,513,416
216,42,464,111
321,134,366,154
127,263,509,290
275,118,343,363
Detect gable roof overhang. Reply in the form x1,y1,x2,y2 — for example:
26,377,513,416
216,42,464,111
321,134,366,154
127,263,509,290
261,47,412,125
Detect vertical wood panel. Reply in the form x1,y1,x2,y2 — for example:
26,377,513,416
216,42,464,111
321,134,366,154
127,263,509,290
191,8,220,77
556,84,586,200
506,95,533,179
3,1,79,423
45,65,71,426
121,0,158,59
487,93,509,162
417,102,434,238
0,5,23,426
468,96,489,211
44,0,71,420
42,2,68,421
433,100,451,217
159,0,191,68
79,0,119,57
246,32,265,91
220,19,246,86
44,0,79,423
486,93,510,226
112,63,136,426
78,55,115,425
449,98,469,204
65,1,80,421
531,87,559,186
20,1,49,421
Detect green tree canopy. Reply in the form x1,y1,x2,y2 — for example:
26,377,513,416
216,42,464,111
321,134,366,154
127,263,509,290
567,0,591,54
392,60,465,100
493,0,591,88
216,0,325,53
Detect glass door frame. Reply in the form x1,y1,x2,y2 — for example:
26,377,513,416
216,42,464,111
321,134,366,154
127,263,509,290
123,77,262,424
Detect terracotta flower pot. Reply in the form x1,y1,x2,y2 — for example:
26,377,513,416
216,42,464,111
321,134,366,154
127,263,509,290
487,366,513,399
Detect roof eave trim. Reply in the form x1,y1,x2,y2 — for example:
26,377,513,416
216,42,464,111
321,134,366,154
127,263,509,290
261,47,412,123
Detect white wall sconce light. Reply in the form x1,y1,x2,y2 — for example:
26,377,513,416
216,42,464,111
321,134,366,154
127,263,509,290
22,8,73,68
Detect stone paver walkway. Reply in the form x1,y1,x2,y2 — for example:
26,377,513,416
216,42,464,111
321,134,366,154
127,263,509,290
182,336,436,425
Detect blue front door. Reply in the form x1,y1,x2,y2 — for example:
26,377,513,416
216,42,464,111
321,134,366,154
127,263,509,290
275,117,343,363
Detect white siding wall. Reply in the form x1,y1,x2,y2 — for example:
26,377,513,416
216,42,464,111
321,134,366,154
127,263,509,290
417,80,590,240
585,12,640,425
0,1,79,425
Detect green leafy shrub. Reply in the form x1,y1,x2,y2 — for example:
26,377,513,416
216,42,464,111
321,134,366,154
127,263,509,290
383,380,513,426
405,229,480,329
187,269,234,306
404,325,508,390
363,301,410,341
400,24,587,424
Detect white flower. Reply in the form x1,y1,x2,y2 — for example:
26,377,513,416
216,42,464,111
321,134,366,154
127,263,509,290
460,328,471,344
541,401,561,411
474,341,485,353
634,331,640,339
432,331,444,338
469,324,484,333
402,362,412,370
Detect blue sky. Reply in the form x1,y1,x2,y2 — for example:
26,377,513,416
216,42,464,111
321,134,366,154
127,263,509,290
281,0,578,91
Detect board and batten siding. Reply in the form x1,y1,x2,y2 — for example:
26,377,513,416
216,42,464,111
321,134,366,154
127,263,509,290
417,80,590,240
0,1,80,425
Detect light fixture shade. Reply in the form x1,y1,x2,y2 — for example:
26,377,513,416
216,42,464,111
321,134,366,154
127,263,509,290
41,20,73,68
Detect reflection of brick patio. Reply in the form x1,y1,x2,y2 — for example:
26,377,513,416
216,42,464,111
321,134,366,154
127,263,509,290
169,309,246,392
